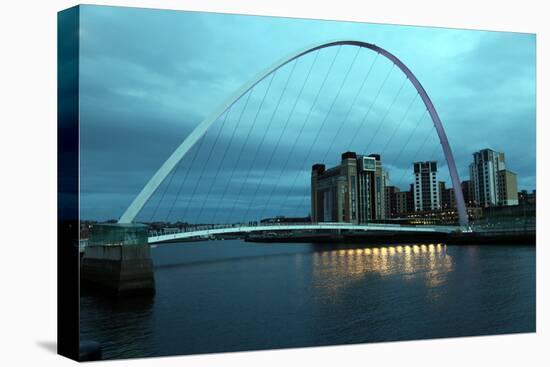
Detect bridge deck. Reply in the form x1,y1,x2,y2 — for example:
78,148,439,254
148,223,462,244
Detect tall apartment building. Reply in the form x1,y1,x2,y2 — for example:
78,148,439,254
311,152,387,223
413,161,440,212
469,148,518,207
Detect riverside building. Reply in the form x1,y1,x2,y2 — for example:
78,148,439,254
311,152,387,223
469,148,518,207
413,161,441,212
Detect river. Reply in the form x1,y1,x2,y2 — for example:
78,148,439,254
80,240,535,359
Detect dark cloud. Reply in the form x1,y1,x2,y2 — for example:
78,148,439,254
77,5,536,222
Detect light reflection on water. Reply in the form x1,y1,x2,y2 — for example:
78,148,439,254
312,244,453,298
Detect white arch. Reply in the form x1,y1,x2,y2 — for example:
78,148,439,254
119,40,468,227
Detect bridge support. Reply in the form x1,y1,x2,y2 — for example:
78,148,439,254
81,224,155,296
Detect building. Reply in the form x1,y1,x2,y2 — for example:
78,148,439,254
355,153,388,221
469,148,505,206
369,154,388,220
311,152,387,223
404,206,483,225
394,189,412,216
518,189,536,205
413,161,440,212
357,154,375,222
407,184,415,213
385,184,415,218
478,202,535,233
497,170,519,205
311,152,359,224
385,186,400,218
461,180,474,206
469,148,518,207
438,181,456,210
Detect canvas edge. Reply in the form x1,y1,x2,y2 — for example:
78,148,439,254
57,4,80,361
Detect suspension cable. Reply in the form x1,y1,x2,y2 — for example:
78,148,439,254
276,47,363,216
165,110,231,223
317,50,378,165
225,59,299,223
212,72,277,223
149,122,214,223
388,108,428,169
162,130,209,223
187,90,254,223
242,50,321,221
347,62,395,150
379,92,419,157
191,88,255,224
394,122,435,190
147,161,178,223
259,46,349,219
363,74,408,153
192,109,235,223
291,51,402,216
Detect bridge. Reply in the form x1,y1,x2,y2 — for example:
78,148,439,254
148,223,462,244
117,39,468,228
81,39,471,295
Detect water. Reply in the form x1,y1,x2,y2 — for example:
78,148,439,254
80,240,536,359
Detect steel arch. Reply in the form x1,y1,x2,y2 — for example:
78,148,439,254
118,40,468,227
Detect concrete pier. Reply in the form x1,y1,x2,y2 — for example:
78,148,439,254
81,223,155,296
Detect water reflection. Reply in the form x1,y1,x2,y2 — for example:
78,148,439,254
80,288,156,359
312,243,454,297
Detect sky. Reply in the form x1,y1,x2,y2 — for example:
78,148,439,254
76,5,536,223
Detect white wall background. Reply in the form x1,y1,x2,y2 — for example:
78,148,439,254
0,0,547,366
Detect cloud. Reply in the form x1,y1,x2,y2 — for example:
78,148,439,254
76,5,536,222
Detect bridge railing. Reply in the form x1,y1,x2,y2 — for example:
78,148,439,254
148,223,244,237
148,221,461,238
